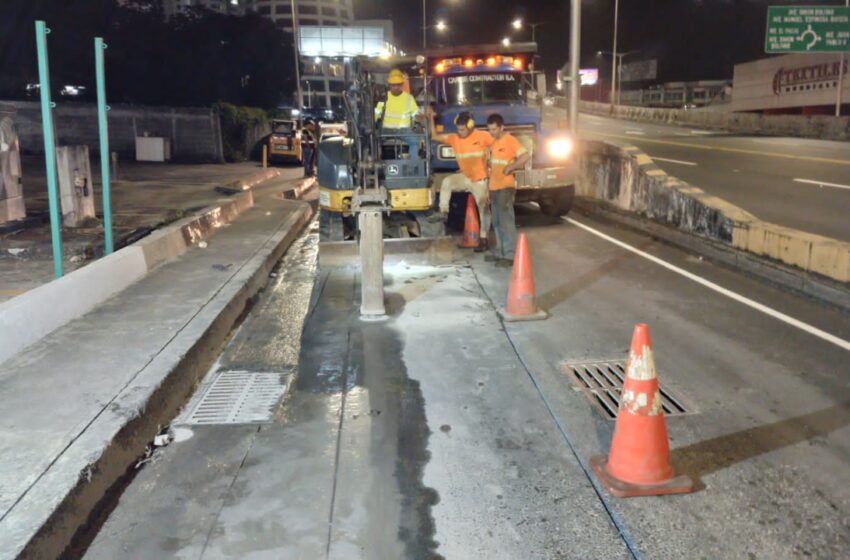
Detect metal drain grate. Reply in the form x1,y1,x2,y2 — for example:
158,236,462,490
184,370,288,425
562,360,692,420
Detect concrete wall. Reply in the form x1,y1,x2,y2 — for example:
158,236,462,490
580,101,850,141
3,100,224,163
578,140,850,284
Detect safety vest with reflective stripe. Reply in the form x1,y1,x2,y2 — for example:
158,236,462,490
375,91,418,129
489,132,527,190
445,130,493,182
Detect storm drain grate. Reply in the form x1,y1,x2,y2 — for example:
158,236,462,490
561,360,693,420
184,370,288,425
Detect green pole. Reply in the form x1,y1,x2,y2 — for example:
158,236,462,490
35,20,63,278
94,37,113,254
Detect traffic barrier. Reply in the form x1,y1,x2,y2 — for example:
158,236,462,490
458,194,481,248
499,233,548,322
590,324,694,497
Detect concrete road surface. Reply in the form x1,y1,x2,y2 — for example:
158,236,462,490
85,206,850,559
567,110,850,243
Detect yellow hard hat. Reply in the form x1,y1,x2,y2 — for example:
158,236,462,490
388,69,405,85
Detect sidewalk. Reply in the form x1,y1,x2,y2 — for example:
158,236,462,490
0,186,313,559
0,158,301,303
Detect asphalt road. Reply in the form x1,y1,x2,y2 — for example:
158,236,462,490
564,111,850,243
86,208,850,559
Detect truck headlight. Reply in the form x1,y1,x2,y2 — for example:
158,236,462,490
439,145,455,159
546,137,573,160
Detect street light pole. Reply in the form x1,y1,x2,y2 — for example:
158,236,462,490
423,0,427,50
836,0,849,117
610,0,619,113
569,0,581,132
291,0,303,111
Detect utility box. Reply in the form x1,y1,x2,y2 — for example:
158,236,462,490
0,105,25,224
135,136,172,162
56,145,96,227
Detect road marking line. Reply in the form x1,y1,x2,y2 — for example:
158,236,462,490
590,131,850,166
793,178,850,191
649,156,698,166
566,217,850,353
690,130,716,135
625,130,646,136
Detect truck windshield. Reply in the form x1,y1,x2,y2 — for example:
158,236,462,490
435,73,524,105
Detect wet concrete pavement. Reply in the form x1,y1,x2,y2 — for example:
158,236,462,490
84,203,849,559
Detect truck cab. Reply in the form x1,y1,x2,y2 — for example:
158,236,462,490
268,118,302,164
428,43,576,217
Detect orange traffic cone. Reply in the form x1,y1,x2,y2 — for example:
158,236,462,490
590,324,694,497
499,233,548,322
458,194,481,249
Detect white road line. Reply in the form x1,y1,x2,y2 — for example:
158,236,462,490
793,178,850,191
566,217,850,353
690,130,716,135
649,156,698,166
625,130,646,136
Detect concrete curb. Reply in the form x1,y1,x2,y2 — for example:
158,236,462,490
226,167,282,191
0,192,253,368
578,141,850,309
9,202,314,560
578,101,850,141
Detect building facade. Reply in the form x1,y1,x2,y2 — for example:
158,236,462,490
161,0,245,18
732,53,849,115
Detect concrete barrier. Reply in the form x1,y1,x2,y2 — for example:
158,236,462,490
579,101,850,141
0,191,253,367
578,141,850,288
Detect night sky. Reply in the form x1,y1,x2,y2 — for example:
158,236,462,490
353,0,848,83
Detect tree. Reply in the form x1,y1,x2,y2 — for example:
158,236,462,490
0,0,295,109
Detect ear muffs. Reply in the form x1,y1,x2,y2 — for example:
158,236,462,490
454,114,475,130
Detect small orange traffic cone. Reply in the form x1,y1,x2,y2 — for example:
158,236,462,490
458,194,481,249
499,233,548,322
590,324,694,497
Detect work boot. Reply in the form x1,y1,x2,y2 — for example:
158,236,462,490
495,258,514,268
474,240,489,253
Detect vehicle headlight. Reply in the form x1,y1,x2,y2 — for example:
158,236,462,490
546,137,573,160
439,145,455,159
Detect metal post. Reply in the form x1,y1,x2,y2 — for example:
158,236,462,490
35,21,63,278
837,0,849,117
568,0,581,132
291,0,303,111
94,37,113,255
422,0,427,50
610,0,619,112
359,210,386,319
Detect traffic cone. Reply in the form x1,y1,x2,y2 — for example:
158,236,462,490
458,194,481,249
499,233,548,322
590,324,694,497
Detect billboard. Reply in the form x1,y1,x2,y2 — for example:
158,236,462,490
299,26,386,57
620,59,658,82
579,68,599,86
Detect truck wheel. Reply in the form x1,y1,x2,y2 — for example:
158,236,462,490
319,210,345,241
538,188,575,217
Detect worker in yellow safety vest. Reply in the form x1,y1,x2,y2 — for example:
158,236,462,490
375,69,423,157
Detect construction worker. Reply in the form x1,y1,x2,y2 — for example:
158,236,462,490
485,113,530,267
375,69,422,157
301,119,318,177
427,109,494,252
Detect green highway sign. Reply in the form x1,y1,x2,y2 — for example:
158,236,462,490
765,6,850,53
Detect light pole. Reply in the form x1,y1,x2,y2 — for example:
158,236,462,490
423,0,427,50
511,19,546,43
598,50,638,109
837,0,849,116
291,0,303,110
568,0,581,132
610,0,619,113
